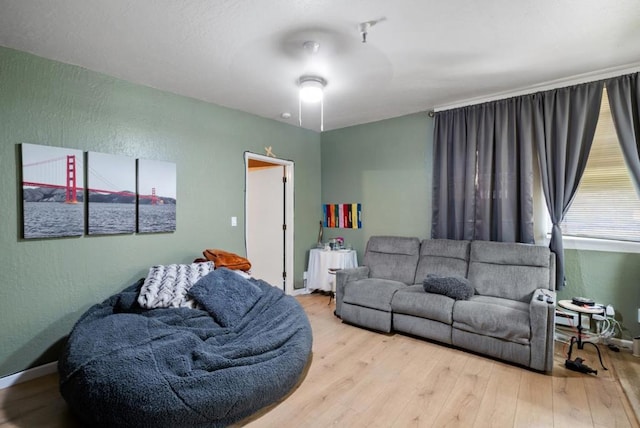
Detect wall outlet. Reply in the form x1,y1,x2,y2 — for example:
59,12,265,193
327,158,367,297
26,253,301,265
637,308,640,323
231,216,237,227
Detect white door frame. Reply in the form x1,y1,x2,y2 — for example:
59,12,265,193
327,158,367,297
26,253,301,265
244,152,294,295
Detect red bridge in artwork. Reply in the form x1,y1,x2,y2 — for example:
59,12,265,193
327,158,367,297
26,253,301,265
22,155,160,204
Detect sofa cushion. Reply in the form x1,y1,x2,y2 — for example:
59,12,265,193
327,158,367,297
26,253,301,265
423,274,474,300
468,240,551,302
452,295,531,344
363,236,420,285
391,285,454,324
343,278,406,312
452,329,530,368
414,239,470,283
341,304,394,333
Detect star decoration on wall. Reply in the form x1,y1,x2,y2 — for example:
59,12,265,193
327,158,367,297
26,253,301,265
265,146,276,157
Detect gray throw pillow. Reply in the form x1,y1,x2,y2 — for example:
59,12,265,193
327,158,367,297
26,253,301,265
188,267,263,327
423,274,474,300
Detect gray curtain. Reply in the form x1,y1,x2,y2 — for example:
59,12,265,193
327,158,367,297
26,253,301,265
432,97,535,243
534,82,603,289
431,108,476,240
606,72,640,197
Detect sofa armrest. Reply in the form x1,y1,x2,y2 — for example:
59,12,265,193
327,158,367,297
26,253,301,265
529,289,556,372
335,266,370,318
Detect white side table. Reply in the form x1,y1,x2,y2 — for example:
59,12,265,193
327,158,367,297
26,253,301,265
307,249,358,292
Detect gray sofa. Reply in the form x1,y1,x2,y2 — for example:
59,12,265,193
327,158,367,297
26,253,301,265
335,236,556,373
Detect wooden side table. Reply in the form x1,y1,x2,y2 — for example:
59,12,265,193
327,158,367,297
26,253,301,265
558,299,608,372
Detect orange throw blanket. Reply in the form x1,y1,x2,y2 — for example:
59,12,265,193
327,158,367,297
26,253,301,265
202,249,252,272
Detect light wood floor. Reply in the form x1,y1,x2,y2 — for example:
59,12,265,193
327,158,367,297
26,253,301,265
1,294,638,428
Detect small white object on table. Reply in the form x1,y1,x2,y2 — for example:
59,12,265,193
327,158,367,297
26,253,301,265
307,248,358,292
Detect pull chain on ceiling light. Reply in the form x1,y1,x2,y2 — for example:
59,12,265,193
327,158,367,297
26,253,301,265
298,76,326,131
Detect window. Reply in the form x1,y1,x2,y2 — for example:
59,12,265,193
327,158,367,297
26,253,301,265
559,87,640,242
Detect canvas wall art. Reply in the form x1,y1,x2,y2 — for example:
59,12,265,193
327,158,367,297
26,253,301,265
21,143,85,239
323,203,362,228
137,159,177,233
87,152,136,235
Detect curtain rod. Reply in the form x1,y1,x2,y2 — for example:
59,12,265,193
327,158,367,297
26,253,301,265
433,63,640,113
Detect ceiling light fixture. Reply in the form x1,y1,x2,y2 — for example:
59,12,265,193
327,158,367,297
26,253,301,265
298,76,326,131
299,76,325,103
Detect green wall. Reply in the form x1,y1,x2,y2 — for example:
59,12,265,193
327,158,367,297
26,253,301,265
560,249,640,338
0,47,321,378
320,113,640,339
320,113,433,255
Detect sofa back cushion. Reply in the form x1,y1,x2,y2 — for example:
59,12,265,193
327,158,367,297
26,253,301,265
414,239,470,284
363,236,420,285
468,240,551,302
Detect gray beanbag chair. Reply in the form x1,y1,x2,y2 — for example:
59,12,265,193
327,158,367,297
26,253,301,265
58,268,313,428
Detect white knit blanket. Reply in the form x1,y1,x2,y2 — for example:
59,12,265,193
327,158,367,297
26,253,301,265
137,262,215,309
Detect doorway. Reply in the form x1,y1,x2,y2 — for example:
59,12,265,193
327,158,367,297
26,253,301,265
244,152,294,295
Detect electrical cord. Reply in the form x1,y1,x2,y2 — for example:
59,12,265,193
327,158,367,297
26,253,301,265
555,310,607,347
556,314,623,345
596,316,623,343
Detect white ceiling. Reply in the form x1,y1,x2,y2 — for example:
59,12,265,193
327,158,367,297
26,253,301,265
1,0,640,132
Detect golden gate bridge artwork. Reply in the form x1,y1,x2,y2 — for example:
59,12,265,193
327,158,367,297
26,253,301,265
22,154,81,203
21,144,176,238
137,158,177,233
87,151,137,235
22,144,85,238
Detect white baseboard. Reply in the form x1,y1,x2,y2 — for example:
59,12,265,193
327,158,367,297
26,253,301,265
0,361,58,390
292,288,311,296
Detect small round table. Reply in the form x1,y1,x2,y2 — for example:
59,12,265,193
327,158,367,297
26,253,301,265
557,299,607,372
307,249,358,292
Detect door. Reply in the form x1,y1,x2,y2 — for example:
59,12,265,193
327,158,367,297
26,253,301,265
245,153,294,294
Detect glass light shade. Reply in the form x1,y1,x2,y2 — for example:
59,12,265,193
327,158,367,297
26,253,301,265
299,79,324,103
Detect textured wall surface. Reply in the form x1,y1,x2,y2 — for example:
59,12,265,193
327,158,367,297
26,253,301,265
0,47,321,378
320,113,433,257
560,249,640,338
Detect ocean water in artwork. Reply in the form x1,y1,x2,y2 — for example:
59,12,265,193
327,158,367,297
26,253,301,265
89,203,136,235
23,201,84,238
138,204,176,233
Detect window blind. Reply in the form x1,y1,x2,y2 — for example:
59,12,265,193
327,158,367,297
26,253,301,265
560,88,640,242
